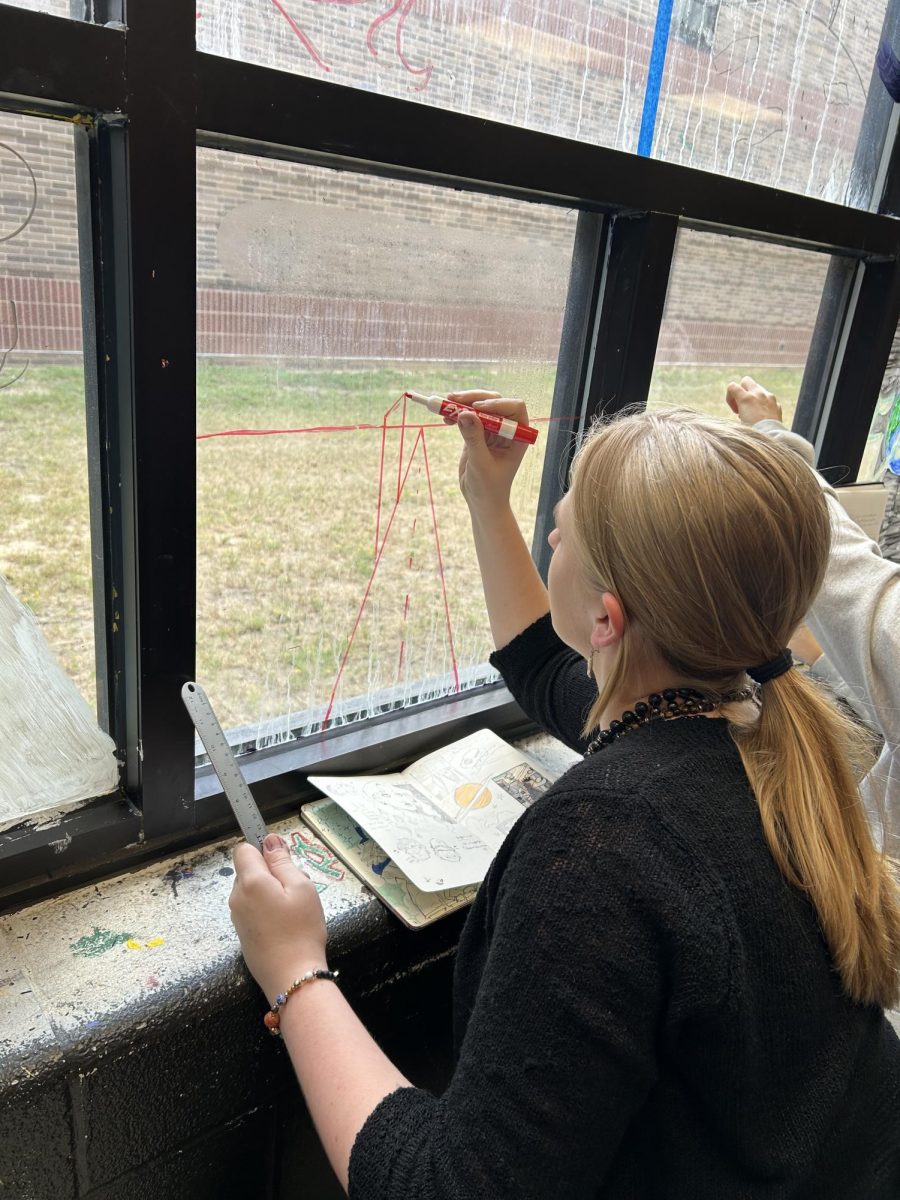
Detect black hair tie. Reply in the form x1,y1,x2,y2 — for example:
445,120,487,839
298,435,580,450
747,649,793,684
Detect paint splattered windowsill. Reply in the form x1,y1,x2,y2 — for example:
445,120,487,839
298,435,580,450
0,733,576,1099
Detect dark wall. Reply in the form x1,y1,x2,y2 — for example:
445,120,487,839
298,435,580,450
0,904,460,1200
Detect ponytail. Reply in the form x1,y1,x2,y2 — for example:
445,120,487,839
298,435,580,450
569,407,900,1009
732,669,900,1008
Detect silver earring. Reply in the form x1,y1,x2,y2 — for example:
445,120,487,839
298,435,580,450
586,649,595,678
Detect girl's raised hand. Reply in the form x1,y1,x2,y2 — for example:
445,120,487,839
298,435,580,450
726,376,783,426
229,835,328,1004
446,390,532,514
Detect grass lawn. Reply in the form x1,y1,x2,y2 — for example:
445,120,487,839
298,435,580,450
0,361,805,732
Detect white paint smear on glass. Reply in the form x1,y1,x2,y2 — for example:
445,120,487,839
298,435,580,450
0,573,118,831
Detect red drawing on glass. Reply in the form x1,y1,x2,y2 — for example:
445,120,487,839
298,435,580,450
269,0,433,90
198,405,567,732
322,392,459,725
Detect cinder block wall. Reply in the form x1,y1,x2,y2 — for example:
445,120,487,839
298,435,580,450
0,808,465,1200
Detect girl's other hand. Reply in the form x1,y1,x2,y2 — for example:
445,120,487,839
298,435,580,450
229,835,328,1003
446,390,532,514
726,376,783,426
788,623,824,667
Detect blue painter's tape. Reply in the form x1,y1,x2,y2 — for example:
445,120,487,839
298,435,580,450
638,0,675,158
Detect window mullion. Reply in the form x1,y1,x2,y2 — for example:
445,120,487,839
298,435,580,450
75,119,135,760
813,262,900,476
124,0,198,838
532,211,606,579
533,211,677,577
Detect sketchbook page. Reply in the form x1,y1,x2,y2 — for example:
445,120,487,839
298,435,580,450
309,730,562,892
307,772,498,891
353,727,561,888
403,727,559,830
302,799,477,929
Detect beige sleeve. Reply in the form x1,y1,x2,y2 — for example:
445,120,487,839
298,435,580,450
754,419,900,750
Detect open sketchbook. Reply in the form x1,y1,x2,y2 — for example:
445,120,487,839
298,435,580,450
303,729,560,929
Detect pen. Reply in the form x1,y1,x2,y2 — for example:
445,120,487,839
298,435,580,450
403,391,539,446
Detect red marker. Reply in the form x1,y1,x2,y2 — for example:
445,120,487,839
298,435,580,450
403,391,538,445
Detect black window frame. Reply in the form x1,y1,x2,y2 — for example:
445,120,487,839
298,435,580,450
2,0,900,908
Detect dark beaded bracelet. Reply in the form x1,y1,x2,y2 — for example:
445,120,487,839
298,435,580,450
264,968,340,1037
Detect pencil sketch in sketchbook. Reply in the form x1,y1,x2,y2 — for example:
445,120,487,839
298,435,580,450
308,728,559,893
299,798,477,929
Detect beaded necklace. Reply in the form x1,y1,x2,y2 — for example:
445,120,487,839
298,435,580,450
584,685,756,756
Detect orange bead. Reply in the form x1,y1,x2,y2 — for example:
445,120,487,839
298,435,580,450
263,1010,280,1030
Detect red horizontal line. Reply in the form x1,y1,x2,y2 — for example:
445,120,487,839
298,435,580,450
196,415,560,440
197,420,439,440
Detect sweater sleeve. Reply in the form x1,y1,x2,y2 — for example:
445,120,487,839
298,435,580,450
755,418,815,466
488,614,597,753
755,420,900,752
807,492,900,751
809,653,850,699
348,790,726,1200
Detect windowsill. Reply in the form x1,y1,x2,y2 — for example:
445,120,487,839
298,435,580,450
0,684,535,910
1,804,437,1092
0,731,576,1104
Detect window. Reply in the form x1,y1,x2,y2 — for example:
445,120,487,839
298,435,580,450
2,0,73,14
2,0,899,904
197,0,890,206
0,115,118,829
673,0,719,54
648,229,832,428
859,322,900,483
196,148,576,744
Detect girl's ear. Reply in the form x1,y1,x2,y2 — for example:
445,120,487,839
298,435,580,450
590,592,626,650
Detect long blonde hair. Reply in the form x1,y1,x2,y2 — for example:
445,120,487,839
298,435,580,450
569,407,900,1008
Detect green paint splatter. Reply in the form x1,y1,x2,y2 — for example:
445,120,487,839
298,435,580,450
70,926,133,958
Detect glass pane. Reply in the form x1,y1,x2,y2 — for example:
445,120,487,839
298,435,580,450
651,1,882,207
197,0,886,206
0,115,117,827
648,227,832,427
197,147,576,743
858,323,900,484
3,0,81,15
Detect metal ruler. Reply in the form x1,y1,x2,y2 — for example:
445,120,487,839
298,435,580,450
181,681,268,852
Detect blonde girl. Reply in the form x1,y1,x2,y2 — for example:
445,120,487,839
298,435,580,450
230,397,900,1199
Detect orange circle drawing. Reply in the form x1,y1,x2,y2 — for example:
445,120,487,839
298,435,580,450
454,782,492,811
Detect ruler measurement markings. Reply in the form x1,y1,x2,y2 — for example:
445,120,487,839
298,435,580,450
181,681,269,852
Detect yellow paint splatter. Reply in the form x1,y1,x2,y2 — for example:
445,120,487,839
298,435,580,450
126,936,166,950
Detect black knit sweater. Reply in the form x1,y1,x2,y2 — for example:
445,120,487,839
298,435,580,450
348,615,900,1199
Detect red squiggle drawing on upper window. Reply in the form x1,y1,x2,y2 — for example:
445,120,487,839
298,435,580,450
269,0,433,90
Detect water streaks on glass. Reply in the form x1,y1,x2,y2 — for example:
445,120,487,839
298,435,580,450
197,0,889,207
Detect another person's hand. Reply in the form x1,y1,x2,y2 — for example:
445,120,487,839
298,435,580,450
726,376,783,426
788,623,824,667
446,389,532,513
229,835,328,1003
